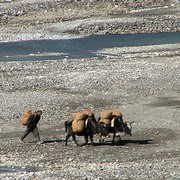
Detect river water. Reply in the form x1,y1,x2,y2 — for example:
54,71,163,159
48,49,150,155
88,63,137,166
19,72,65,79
0,32,179,61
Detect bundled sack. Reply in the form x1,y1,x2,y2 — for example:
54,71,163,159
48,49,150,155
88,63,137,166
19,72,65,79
99,117,117,128
99,111,112,129
83,109,95,119
112,110,122,119
99,110,123,128
100,111,112,119
72,111,87,121
111,110,122,117
72,112,78,121
99,118,111,127
72,111,88,133
72,120,86,133
21,110,33,126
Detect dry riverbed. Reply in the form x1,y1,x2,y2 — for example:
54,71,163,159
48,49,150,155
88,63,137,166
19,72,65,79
0,0,180,179
0,45,180,179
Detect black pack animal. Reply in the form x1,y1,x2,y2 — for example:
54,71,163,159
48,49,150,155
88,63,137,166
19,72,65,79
65,117,100,146
98,117,133,144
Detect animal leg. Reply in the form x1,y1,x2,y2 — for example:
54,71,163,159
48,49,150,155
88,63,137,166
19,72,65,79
65,134,71,146
89,134,94,146
99,134,106,143
80,135,88,146
72,134,80,146
115,132,121,141
65,122,72,146
117,135,121,141
112,133,116,144
99,134,102,142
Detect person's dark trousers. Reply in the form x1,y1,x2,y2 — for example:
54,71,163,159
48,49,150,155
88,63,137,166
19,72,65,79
21,125,40,142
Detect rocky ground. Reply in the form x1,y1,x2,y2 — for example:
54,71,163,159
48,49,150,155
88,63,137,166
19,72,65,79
0,0,180,42
0,0,180,179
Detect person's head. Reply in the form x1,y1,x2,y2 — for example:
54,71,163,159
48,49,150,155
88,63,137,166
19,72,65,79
36,110,42,116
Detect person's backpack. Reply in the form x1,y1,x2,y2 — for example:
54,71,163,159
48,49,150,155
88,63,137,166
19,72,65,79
21,110,33,126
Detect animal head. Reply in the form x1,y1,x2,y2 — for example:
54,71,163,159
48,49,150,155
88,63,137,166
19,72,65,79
123,121,134,136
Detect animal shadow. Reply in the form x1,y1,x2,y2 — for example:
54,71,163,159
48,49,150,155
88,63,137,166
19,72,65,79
93,139,154,146
117,139,154,145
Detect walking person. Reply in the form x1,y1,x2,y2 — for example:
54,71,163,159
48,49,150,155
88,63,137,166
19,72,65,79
20,110,43,143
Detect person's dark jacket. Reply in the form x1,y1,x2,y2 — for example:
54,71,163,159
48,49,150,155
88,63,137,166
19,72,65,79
27,112,41,129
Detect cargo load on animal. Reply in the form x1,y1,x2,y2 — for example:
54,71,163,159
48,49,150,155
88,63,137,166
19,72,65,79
98,110,133,144
65,109,105,146
71,111,88,133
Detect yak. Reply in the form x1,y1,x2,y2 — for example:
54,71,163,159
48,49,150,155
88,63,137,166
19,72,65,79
98,117,134,144
65,112,107,146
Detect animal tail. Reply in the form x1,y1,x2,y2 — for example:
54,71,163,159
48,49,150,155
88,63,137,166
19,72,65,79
65,121,68,132
65,120,72,132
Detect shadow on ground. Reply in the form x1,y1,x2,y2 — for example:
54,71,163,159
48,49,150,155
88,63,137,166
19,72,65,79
41,138,154,146
147,96,180,109
93,139,154,146
42,139,65,144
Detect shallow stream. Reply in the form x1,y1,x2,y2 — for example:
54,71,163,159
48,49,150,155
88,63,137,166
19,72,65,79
0,32,179,61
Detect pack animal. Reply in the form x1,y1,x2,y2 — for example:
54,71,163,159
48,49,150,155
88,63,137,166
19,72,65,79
98,110,133,144
65,110,99,146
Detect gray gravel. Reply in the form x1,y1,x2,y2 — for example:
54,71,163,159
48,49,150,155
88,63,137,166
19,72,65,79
0,0,179,42
0,0,180,179
0,46,180,179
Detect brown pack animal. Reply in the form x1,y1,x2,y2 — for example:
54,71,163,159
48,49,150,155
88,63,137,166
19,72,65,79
21,110,34,126
65,109,106,146
98,110,133,144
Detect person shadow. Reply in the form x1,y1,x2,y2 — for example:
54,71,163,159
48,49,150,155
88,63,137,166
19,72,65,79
42,139,65,144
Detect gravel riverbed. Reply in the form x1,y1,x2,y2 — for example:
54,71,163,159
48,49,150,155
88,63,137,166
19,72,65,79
0,0,180,179
0,46,180,179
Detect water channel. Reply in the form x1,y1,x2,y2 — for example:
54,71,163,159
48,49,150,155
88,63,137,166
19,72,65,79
0,32,179,62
